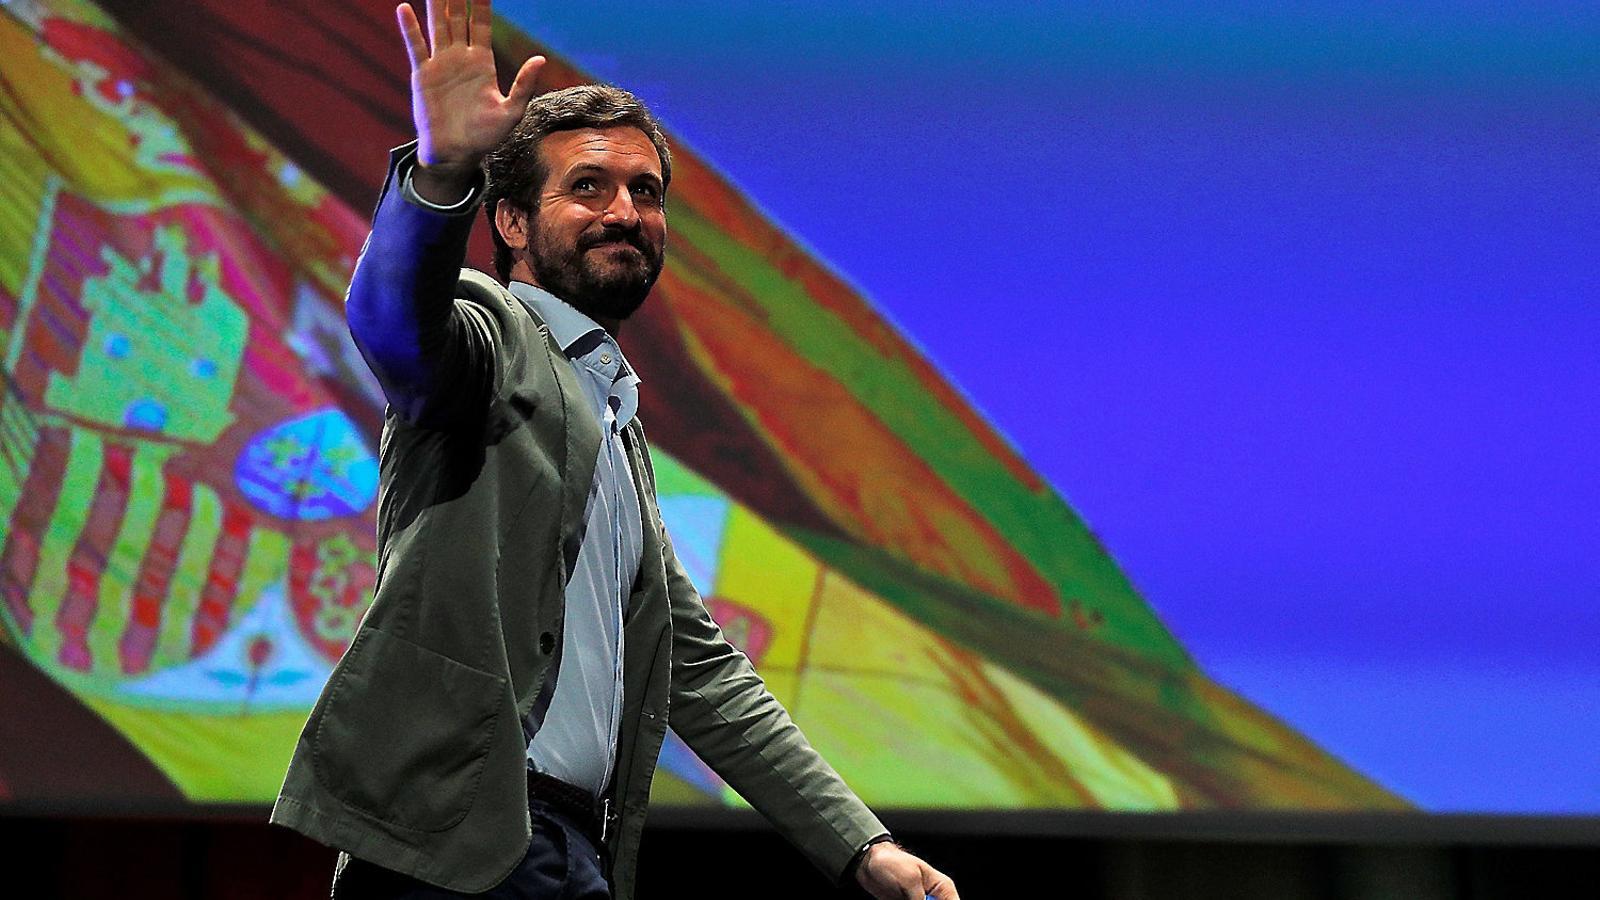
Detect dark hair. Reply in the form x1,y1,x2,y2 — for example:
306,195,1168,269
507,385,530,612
481,84,672,282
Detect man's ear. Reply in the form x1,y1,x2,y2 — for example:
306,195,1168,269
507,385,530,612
495,200,530,252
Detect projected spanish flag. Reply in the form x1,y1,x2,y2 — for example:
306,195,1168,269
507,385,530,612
0,0,1402,811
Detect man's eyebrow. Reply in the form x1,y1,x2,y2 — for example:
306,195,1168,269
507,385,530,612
562,162,663,186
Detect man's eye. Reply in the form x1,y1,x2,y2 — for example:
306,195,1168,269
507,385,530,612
632,184,660,201
573,178,597,193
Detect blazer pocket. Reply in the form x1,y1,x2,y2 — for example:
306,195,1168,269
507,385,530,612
311,629,505,833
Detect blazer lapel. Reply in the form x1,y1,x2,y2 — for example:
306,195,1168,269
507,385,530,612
621,417,666,626
531,312,603,579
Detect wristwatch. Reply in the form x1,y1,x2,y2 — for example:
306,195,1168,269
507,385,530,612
842,832,897,885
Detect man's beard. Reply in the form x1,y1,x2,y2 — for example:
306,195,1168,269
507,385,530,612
528,221,665,323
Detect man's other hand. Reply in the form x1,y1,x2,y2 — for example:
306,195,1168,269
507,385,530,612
856,842,960,900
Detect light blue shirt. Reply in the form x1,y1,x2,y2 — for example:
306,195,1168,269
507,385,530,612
509,281,644,798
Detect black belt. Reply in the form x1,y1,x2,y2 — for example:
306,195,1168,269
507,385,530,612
526,770,618,850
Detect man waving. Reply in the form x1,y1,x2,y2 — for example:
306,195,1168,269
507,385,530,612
271,2,961,899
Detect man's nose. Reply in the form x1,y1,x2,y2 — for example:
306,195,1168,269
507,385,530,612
600,188,640,228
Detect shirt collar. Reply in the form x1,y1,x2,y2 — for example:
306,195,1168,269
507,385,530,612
509,280,643,428
508,280,607,355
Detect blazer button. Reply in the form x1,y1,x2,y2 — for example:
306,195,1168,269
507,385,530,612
539,631,556,655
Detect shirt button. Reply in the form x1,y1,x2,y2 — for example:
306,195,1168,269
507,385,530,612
599,352,613,365
539,631,556,655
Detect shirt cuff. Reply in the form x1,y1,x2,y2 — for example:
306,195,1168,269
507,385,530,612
399,158,483,214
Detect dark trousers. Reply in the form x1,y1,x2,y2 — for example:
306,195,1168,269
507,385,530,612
331,801,611,899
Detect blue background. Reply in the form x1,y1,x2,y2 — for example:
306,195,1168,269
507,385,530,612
501,2,1600,814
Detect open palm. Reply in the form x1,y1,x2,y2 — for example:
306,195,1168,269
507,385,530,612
397,0,544,173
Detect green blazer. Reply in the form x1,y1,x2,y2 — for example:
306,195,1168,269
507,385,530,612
271,145,885,897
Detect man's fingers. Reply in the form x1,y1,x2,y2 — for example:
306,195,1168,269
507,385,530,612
504,55,546,108
396,3,428,69
924,866,960,900
468,0,493,47
424,0,448,48
446,0,469,48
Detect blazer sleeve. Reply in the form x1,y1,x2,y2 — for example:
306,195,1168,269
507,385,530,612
344,142,501,429
663,523,889,883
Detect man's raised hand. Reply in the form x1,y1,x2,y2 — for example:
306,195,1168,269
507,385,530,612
396,0,544,197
